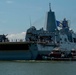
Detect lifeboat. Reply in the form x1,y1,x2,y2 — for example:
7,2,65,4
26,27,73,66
49,50,62,58
70,49,76,58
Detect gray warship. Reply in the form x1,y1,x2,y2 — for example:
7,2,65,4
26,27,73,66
26,4,76,59
0,4,76,60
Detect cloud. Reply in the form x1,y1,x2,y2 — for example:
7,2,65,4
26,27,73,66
6,0,13,4
7,32,26,41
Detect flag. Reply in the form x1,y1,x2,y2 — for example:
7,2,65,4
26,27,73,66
56,21,60,26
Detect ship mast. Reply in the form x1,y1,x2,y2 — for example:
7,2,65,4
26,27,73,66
46,3,57,32
49,3,51,11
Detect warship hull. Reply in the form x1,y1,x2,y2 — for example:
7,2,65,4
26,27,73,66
0,42,75,60
0,42,38,60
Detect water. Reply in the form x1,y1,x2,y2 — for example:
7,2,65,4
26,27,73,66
0,61,76,75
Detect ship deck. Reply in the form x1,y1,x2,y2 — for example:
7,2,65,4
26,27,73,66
0,42,30,50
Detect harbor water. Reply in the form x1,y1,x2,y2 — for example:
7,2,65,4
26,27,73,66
0,61,76,75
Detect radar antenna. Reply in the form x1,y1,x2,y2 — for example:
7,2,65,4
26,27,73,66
30,17,32,27
49,3,51,11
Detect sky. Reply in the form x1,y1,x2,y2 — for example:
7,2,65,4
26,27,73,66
0,0,76,40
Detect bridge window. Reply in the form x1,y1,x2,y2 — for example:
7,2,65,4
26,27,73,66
73,38,76,43
60,38,62,40
64,38,67,42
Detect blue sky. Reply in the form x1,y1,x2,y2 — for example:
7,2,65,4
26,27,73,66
0,0,76,35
